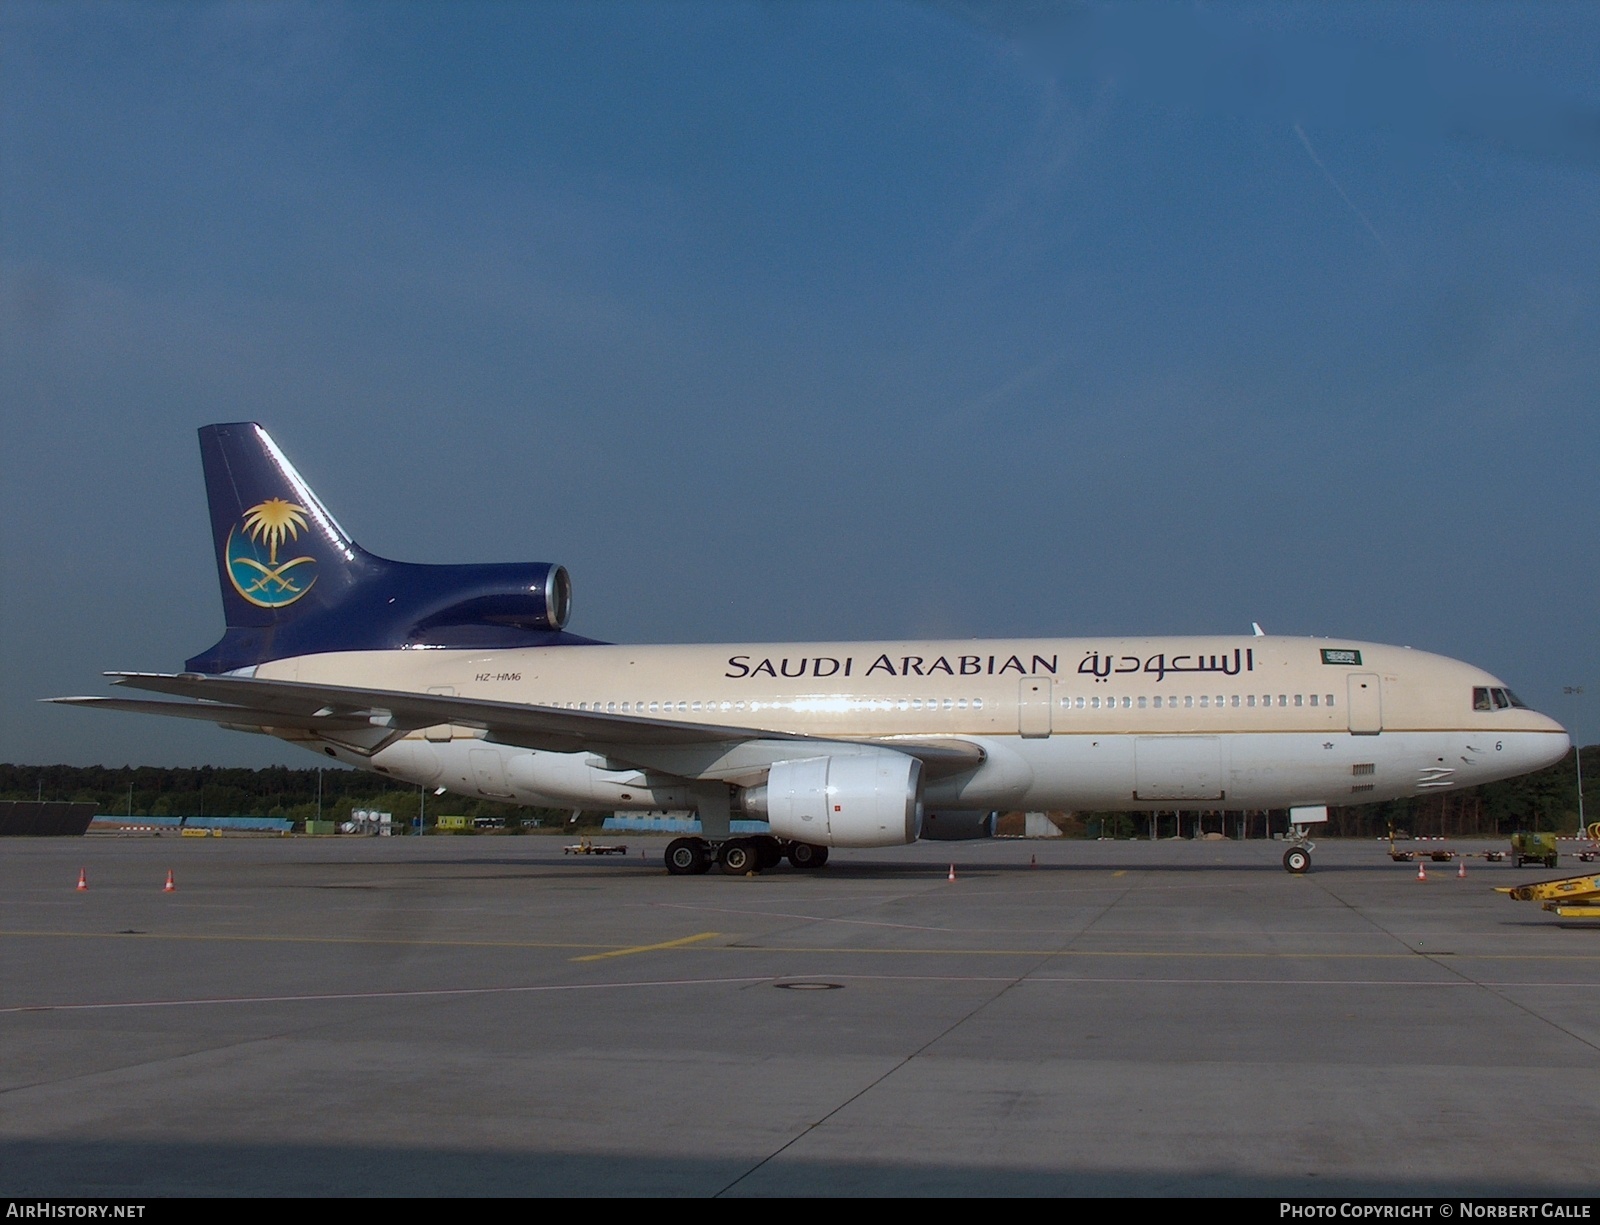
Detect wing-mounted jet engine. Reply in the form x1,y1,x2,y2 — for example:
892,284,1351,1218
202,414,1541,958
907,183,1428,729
740,752,924,848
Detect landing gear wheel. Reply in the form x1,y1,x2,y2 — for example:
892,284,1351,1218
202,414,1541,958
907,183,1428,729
1283,846,1311,874
665,837,709,876
719,838,761,875
753,835,784,871
787,842,829,870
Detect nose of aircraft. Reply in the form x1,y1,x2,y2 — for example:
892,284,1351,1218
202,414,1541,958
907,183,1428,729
1523,717,1572,773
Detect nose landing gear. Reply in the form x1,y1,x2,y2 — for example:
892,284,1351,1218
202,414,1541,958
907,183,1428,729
1282,820,1316,873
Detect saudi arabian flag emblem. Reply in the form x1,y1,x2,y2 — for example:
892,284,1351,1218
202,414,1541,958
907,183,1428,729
226,498,318,608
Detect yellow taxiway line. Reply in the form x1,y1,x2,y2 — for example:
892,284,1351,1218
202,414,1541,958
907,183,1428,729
570,931,722,962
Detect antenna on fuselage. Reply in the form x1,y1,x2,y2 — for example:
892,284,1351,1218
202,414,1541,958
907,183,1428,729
1251,622,1266,637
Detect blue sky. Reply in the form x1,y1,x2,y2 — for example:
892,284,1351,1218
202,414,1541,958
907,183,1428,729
3,1,1597,766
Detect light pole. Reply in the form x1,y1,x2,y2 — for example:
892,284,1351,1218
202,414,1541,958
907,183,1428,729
1564,687,1586,836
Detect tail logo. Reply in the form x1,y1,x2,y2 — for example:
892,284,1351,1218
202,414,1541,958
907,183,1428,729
226,498,318,608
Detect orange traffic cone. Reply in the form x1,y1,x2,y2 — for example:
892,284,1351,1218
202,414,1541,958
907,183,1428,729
1416,860,1427,881
163,869,176,893
76,868,87,892
1457,858,1467,879
947,863,957,882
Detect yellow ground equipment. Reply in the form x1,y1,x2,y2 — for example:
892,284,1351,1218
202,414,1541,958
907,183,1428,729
1497,871,1600,917
564,839,629,856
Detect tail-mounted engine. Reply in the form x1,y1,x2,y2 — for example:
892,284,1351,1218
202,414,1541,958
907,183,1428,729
186,422,599,672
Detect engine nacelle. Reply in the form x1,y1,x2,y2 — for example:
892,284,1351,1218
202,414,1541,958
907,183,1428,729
744,751,923,848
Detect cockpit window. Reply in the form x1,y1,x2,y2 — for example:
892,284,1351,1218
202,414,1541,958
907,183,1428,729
1475,686,1530,711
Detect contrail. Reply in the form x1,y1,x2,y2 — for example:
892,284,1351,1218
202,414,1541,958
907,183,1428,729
1293,122,1395,264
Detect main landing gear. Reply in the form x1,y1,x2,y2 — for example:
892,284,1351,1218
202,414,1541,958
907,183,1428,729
663,835,829,876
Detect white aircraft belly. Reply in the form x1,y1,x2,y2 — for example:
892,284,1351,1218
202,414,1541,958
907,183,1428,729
367,727,1570,814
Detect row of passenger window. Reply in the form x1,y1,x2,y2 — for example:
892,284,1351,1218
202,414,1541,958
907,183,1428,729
1060,693,1337,710
560,697,988,714
548,693,1336,716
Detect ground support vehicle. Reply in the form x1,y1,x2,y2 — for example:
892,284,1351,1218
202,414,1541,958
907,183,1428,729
1498,871,1600,918
1511,831,1559,869
564,839,629,856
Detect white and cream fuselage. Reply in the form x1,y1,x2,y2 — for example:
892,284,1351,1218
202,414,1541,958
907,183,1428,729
257,635,1569,817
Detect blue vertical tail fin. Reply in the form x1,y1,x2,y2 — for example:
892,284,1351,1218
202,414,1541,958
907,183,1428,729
198,422,364,631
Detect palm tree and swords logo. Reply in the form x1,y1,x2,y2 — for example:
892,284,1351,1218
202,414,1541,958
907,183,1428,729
225,498,318,608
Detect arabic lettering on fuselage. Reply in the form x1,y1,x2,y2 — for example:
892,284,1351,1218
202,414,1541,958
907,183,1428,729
1076,648,1255,684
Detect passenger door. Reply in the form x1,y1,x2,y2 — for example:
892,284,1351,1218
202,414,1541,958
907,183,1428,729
1018,678,1053,738
1347,674,1382,735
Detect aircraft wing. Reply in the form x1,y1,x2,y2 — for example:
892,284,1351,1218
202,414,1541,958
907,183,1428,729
47,695,377,732
50,673,985,778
